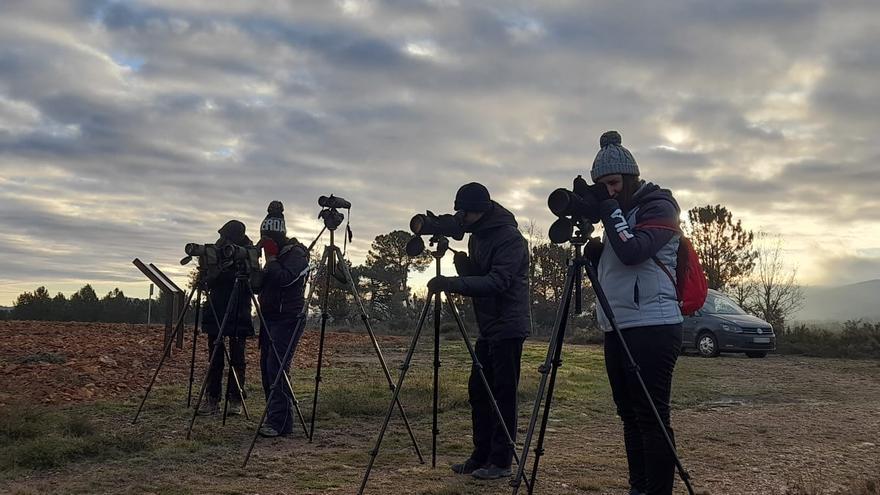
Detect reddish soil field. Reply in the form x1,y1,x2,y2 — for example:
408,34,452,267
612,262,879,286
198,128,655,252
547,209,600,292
0,320,399,407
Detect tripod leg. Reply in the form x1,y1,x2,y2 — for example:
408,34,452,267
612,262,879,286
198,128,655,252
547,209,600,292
187,279,241,440
309,246,333,442
220,285,242,426
220,339,250,421
512,262,579,494
242,314,309,468
432,264,441,468
334,247,424,464
583,261,696,495
132,284,197,424
358,293,433,495
187,288,202,408
248,287,313,439
445,296,531,493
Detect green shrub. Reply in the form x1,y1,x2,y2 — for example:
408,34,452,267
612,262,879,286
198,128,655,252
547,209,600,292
779,320,880,359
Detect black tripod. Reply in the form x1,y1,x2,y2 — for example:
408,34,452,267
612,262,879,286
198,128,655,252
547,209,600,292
358,235,531,495
305,226,423,464
132,268,252,425
510,237,695,495
242,262,314,466
185,269,310,439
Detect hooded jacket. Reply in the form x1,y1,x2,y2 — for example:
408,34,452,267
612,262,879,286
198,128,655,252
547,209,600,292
594,182,684,331
447,202,530,341
259,239,309,322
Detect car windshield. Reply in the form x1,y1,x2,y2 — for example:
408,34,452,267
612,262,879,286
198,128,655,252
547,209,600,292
702,292,748,315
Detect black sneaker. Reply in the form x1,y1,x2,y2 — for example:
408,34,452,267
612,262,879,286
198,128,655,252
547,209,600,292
450,458,484,475
197,397,220,416
472,464,511,480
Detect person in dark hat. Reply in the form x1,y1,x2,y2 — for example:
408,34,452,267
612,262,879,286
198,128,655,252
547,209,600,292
428,183,530,481
257,201,309,437
198,220,254,416
585,130,684,495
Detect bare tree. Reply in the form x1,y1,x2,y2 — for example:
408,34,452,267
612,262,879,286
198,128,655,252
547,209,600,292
751,234,804,333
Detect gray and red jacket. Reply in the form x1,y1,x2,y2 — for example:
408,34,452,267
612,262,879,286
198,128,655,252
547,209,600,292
593,182,684,331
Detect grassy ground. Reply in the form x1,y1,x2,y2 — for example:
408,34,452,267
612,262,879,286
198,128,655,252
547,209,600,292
1,333,879,494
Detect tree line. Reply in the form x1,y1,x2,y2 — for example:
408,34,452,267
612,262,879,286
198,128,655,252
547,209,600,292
4,285,173,323
6,204,804,333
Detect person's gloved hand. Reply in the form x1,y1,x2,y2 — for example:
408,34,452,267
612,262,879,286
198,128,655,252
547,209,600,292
453,251,473,276
587,183,611,204
262,238,279,261
585,237,604,263
427,276,451,293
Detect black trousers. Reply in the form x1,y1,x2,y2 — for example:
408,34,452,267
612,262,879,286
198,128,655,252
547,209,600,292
604,324,682,495
205,334,247,402
469,337,524,468
259,316,305,434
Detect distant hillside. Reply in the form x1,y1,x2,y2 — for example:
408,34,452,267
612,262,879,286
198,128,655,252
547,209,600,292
792,279,880,323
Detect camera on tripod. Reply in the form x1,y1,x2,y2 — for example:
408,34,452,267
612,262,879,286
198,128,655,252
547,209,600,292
181,242,263,291
317,194,350,231
547,175,600,244
405,210,465,257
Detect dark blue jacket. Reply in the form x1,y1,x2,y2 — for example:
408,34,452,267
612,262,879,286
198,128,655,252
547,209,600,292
447,202,530,341
259,239,309,322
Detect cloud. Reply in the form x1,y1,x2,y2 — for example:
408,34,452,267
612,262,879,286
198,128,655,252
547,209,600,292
2,0,880,304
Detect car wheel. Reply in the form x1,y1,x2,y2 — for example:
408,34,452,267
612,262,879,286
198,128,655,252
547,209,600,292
746,351,767,358
696,332,719,358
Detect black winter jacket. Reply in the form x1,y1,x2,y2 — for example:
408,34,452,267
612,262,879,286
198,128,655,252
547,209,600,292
259,239,309,322
202,238,255,338
447,202,530,341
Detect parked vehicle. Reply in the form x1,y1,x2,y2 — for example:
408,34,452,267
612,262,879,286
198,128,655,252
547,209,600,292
682,289,775,358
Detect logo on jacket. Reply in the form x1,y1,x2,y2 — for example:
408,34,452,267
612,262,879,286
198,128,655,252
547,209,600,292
610,209,634,242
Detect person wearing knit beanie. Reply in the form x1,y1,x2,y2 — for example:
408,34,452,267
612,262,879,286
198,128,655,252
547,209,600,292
256,199,309,438
431,183,529,480
583,130,687,495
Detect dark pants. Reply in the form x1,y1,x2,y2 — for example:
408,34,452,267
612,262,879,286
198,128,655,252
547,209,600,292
469,337,524,468
259,316,305,434
604,324,682,495
205,334,247,402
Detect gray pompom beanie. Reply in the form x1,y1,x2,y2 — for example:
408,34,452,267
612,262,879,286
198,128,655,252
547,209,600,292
590,130,640,182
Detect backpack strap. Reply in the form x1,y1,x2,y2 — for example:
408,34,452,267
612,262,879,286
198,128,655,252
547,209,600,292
635,221,682,300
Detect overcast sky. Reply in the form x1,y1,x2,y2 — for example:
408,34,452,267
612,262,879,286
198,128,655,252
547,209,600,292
2,0,880,305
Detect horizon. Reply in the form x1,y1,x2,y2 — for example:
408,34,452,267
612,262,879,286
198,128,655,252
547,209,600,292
3,2,880,306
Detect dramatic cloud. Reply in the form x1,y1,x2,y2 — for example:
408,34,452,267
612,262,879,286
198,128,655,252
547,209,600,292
2,0,880,304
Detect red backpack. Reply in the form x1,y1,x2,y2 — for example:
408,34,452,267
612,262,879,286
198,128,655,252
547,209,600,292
637,222,708,315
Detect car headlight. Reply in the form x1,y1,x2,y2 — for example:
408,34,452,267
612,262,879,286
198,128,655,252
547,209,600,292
721,323,742,333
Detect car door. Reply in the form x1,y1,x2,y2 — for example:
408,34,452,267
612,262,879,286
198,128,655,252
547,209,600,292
682,311,701,348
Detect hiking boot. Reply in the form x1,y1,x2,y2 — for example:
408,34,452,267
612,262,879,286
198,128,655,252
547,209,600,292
258,425,282,438
472,464,511,480
197,396,220,416
450,458,484,475
627,490,647,495
227,399,243,416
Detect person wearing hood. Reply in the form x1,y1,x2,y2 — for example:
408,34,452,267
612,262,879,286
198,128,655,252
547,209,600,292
584,131,684,495
197,220,255,417
428,183,529,481
257,201,309,437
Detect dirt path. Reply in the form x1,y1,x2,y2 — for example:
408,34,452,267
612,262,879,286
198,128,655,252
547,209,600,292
1,322,878,494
